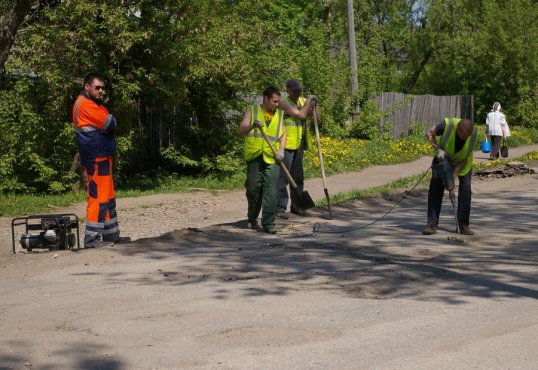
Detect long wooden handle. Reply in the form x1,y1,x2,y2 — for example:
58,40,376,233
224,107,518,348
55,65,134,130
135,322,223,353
312,107,328,189
253,121,298,189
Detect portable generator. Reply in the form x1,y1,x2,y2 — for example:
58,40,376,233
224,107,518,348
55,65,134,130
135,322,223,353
11,213,80,253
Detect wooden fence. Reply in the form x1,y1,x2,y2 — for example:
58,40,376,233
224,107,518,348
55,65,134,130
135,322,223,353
374,92,474,140
139,100,195,169
135,92,474,171
137,94,278,170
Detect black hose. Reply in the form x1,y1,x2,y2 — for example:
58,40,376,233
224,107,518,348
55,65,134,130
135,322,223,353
312,167,432,235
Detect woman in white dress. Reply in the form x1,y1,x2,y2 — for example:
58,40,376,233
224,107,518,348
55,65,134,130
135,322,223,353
486,102,509,159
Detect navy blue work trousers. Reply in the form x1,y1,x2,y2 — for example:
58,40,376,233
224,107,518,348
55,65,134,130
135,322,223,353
427,163,472,228
277,140,305,213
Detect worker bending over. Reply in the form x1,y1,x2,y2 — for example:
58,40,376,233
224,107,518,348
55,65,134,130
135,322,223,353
422,118,478,236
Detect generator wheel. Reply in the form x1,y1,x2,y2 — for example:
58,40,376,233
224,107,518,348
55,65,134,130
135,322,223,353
68,233,76,248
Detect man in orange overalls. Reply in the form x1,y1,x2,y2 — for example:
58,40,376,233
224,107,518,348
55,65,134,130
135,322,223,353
73,73,131,248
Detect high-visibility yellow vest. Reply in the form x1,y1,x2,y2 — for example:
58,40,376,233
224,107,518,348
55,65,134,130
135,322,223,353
283,97,307,150
244,105,284,163
439,118,478,176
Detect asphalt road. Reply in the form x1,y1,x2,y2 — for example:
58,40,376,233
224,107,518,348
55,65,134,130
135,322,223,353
1,144,538,369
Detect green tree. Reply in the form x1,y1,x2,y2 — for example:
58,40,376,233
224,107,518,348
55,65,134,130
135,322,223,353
408,0,538,126
2,0,358,192
0,77,76,193
0,0,37,79
332,0,423,138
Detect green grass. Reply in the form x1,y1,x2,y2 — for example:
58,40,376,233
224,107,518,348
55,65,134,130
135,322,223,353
303,135,432,178
316,149,538,209
315,172,431,207
0,192,86,217
2,128,538,218
0,172,246,217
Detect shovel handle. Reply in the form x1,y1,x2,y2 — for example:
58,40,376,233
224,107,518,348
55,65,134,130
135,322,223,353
312,107,328,189
253,120,299,189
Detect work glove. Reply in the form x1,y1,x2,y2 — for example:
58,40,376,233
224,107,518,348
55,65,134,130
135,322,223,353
275,149,285,163
309,95,318,106
437,149,446,160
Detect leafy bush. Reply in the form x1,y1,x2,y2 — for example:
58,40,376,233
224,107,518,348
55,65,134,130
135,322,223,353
407,121,427,138
350,100,383,140
0,77,77,193
350,96,415,140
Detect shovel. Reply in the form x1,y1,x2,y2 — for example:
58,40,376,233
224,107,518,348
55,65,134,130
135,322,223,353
253,120,315,211
311,101,332,219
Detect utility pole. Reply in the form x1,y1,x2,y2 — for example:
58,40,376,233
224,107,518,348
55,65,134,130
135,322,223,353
346,0,360,119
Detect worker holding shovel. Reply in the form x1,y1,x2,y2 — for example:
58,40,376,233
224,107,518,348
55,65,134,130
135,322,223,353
276,79,320,219
238,86,287,234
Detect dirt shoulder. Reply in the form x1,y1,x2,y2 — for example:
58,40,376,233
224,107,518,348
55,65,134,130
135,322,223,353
2,145,537,249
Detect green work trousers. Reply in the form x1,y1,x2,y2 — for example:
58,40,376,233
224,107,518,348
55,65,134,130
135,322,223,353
245,155,280,230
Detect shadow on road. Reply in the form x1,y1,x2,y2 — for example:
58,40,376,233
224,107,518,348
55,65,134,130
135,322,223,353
0,341,124,370
94,187,538,305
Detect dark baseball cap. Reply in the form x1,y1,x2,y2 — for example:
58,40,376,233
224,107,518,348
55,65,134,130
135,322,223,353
286,79,303,91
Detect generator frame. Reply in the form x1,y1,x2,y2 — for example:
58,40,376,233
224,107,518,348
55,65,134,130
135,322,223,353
11,213,81,254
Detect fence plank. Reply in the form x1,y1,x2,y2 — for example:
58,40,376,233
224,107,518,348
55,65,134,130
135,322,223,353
374,92,474,139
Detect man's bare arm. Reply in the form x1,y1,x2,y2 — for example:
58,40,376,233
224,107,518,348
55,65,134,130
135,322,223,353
453,158,467,177
279,96,314,120
238,108,254,136
425,126,440,151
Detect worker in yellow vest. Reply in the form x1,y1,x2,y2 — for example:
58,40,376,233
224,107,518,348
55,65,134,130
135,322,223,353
423,118,478,236
276,79,320,219
238,86,287,234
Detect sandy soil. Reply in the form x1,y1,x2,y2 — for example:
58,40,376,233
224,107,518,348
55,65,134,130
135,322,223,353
1,158,538,369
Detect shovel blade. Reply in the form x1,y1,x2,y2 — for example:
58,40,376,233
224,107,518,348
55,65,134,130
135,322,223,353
291,191,315,211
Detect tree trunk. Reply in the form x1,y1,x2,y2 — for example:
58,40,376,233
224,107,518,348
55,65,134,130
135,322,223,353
405,47,433,93
69,153,87,191
0,0,37,79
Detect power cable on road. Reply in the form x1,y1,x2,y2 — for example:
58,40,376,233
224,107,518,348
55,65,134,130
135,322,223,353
310,167,432,235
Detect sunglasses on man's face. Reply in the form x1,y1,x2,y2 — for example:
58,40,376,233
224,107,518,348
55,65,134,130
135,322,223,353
92,85,105,91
